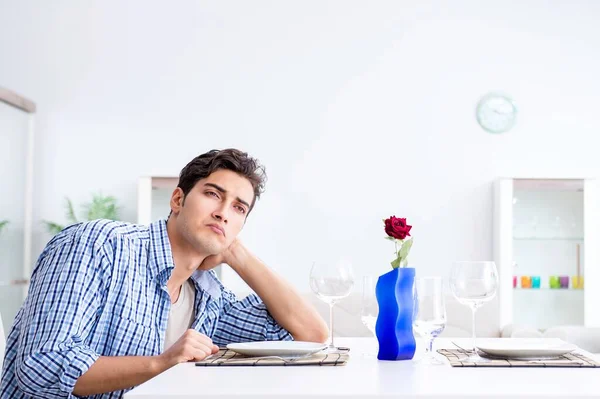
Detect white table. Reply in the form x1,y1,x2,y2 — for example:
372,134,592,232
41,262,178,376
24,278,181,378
125,337,600,398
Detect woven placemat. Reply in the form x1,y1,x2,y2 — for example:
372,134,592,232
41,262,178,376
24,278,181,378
438,349,600,368
195,347,350,367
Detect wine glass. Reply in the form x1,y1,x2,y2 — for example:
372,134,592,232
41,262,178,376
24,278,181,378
449,261,498,362
360,276,378,356
309,259,354,351
413,277,446,364
360,276,378,336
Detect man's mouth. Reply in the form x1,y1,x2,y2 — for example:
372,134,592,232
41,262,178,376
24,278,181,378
207,224,225,236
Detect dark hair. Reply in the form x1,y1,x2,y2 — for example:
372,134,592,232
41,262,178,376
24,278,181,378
177,149,267,212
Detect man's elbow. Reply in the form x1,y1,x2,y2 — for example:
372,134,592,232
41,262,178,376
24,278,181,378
293,319,329,343
313,326,330,344
15,360,47,397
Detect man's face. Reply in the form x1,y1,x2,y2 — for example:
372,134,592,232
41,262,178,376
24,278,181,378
170,169,254,255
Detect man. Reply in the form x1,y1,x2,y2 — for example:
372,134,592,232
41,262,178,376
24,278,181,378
1,149,328,398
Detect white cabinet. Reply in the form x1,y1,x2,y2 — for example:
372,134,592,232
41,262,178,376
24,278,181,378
494,178,600,329
137,176,178,226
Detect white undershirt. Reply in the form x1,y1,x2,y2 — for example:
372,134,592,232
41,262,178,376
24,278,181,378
164,280,195,350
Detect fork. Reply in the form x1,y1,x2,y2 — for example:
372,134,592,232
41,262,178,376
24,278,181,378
203,352,316,363
230,353,316,362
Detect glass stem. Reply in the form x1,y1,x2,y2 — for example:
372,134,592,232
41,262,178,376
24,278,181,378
328,302,335,348
427,335,434,355
471,306,477,353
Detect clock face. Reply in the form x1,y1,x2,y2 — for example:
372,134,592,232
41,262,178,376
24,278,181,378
476,93,517,134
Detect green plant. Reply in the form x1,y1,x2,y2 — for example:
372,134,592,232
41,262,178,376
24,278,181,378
43,194,120,236
0,220,8,234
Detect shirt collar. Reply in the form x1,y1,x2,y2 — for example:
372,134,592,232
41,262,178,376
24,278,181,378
191,269,222,299
148,219,175,284
148,219,222,299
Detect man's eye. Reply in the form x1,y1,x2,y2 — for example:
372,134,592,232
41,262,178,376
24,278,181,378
207,191,219,198
235,205,246,214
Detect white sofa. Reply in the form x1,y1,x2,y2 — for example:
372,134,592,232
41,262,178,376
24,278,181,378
301,292,502,338
502,324,600,354
263,291,600,355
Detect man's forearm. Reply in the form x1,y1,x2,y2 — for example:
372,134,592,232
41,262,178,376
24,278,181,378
232,252,328,343
73,355,172,397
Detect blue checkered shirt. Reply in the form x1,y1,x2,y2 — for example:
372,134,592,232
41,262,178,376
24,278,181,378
0,219,291,398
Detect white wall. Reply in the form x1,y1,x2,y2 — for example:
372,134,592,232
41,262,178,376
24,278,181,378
1,0,600,295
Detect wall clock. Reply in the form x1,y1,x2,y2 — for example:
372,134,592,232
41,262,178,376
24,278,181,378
476,93,517,134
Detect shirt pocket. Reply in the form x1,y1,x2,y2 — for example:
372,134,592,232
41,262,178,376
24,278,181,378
104,316,159,357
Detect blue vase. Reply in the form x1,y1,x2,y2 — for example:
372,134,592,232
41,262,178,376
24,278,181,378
375,267,416,360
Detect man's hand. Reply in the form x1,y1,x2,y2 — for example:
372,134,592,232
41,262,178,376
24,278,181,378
74,330,219,397
159,330,219,367
198,238,249,272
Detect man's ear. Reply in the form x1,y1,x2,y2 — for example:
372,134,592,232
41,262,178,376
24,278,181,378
170,187,185,214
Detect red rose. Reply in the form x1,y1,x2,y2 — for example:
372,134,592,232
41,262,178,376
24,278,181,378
384,216,412,240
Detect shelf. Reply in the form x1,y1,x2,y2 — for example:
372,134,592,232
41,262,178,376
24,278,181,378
513,288,584,291
513,237,584,241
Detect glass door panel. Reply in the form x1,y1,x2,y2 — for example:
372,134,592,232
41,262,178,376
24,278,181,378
0,101,29,333
512,179,584,329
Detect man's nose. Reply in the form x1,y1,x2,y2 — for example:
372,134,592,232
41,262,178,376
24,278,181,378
212,207,228,223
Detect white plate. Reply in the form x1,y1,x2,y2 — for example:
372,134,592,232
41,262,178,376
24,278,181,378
226,341,327,357
476,338,577,359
